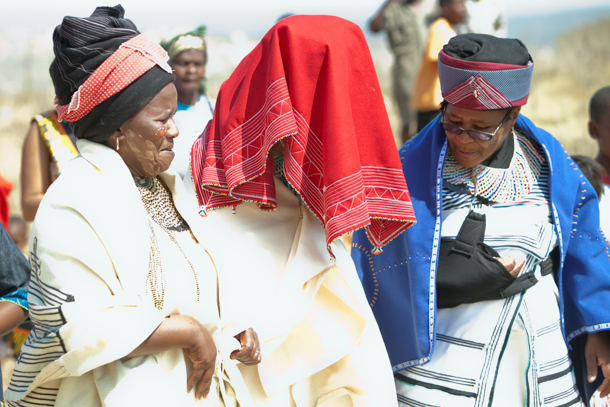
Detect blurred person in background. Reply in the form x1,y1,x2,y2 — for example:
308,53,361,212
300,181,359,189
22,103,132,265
571,155,605,200
7,215,27,253
20,112,78,221
590,86,610,185
370,0,423,143
161,26,214,179
5,214,32,374
464,0,506,37
570,155,610,239
0,225,29,407
5,6,260,406
353,33,610,406
411,0,466,132
276,13,295,21
6,214,30,362
188,14,417,406
588,86,610,272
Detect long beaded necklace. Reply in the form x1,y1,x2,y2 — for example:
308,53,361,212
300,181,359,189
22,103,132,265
135,176,200,311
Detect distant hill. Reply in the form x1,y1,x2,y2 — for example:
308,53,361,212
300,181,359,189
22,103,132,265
507,4,610,49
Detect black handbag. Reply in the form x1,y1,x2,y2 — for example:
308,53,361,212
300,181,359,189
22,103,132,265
436,210,538,308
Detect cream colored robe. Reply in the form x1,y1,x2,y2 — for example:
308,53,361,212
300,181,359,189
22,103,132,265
5,140,250,407
183,168,398,406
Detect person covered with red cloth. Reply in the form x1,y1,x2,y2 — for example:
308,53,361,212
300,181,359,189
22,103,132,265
186,14,416,406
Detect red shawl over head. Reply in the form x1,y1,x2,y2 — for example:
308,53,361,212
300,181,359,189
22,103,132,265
191,15,416,255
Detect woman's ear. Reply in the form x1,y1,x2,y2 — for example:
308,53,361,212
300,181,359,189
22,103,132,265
103,131,126,151
509,106,521,127
590,120,599,139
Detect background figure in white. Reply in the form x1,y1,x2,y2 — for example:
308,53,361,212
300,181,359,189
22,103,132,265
464,0,507,36
162,26,215,179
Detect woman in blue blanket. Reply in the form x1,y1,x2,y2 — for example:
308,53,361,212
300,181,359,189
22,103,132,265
352,33,610,406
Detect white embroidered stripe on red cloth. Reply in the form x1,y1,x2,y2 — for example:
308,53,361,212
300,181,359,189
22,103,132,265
444,75,512,110
191,78,416,254
55,34,172,122
191,16,417,257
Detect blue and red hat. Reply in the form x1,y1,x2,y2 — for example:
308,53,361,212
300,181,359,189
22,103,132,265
439,33,534,110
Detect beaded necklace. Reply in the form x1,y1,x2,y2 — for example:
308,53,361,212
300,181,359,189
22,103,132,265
135,176,200,310
443,129,545,204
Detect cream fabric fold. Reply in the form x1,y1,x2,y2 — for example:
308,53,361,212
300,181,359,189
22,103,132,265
184,168,398,406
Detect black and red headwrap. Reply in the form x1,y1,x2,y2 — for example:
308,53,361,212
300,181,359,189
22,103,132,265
439,33,534,110
50,5,175,143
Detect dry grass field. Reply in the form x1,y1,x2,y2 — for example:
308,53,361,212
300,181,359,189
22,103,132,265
0,18,609,221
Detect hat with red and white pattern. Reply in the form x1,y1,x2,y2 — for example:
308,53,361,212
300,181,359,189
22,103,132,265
438,33,534,111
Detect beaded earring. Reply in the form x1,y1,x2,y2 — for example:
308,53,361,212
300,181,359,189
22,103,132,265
116,137,119,151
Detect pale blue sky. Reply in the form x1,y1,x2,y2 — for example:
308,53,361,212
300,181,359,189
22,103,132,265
5,0,610,34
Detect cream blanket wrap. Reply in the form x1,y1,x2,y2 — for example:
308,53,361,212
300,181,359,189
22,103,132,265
183,169,398,406
5,139,250,407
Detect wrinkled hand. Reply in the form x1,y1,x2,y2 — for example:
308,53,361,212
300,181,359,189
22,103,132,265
496,256,525,277
231,328,262,366
586,331,610,398
183,320,217,400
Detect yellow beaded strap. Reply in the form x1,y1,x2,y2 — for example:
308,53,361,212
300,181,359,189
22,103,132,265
34,111,78,174
135,176,200,310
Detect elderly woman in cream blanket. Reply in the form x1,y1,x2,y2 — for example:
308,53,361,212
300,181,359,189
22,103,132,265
5,6,258,407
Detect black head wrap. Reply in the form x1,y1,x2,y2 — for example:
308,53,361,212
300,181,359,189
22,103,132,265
442,33,530,65
50,5,175,143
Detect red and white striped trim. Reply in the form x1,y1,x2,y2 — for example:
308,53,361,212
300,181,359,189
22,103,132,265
443,75,512,110
191,77,416,254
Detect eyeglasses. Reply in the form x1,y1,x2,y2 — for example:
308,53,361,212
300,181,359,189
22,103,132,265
440,109,512,141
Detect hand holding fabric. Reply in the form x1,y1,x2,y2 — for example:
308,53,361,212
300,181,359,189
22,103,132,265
231,328,262,366
586,330,610,398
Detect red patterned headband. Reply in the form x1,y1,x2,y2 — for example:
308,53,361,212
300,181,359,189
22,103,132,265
55,34,172,122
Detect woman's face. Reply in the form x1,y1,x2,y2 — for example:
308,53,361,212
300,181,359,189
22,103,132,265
171,49,206,97
443,103,520,168
113,83,179,177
